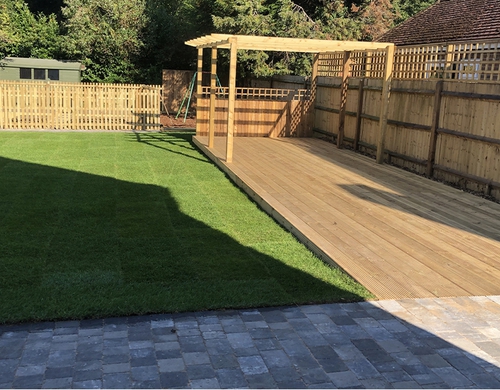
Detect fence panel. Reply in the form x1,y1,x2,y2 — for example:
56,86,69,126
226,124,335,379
0,81,161,131
197,87,310,137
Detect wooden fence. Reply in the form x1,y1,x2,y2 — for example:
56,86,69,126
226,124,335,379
314,77,500,201
0,81,161,131
162,69,195,115
197,87,312,137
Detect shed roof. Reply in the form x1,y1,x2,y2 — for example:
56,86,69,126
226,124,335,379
185,34,393,52
377,0,500,46
3,57,84,70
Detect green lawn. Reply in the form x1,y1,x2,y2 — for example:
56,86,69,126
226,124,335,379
0,131,373,324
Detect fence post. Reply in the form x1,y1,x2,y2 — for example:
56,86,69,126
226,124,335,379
376,44,395,164
354,78,365,151
337,51,351,148
426,80,444,177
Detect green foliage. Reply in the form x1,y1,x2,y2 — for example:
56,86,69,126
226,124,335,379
394,0,437,25
0,0,438,83
61,0,147,82
0,0,62,59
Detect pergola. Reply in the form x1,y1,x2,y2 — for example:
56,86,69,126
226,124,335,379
185,34,395,163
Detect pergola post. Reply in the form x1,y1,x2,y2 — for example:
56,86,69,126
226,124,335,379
208,46,217,148
226,37,237,163
195,47,203,136
376,44,395,164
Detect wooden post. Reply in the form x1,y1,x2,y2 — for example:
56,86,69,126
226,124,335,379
226,37,237,163
337,51,351,148
308,53,320,137
195,47,203,136
354,78,365,151
208,46,217,148
426,80,444,177
376,45,395,164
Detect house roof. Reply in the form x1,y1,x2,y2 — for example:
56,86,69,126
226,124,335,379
377,0,500,46
3,57,83,70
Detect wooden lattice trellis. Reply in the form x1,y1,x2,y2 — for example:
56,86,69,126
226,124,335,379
318,39,500,82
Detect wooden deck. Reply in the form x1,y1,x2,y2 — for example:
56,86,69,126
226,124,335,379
194,136,500,300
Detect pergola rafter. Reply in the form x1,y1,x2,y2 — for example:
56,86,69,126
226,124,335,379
185,34,395,163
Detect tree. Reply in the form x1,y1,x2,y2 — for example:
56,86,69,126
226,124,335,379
61,0,147,83
0,0,62,59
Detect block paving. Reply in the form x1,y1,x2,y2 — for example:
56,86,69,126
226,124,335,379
1,296,500,388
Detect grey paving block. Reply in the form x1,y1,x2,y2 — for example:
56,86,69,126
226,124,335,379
102,373,132,389
301,333,330,348
102,354,129,365
412,372,446,385
328,370,362,388
154,341,180,351
419,354,452,369
128,340,154,350
227,333,254,349
261,349,292,368
254,338,281,351
268,366,301,382
210,354,239,370
47,349,76,367
16,364,45,376
74,360,102,371
360,378,392,388
345,358,381,380
291,354,322,372
233,346,260,357
221,324,247,334
309,345,339,360
468,373,500,388
12,374,44,388
216,368,247,389
205,339,232,355
245,372,278,389
300,367,332,385
259,309,287,323
44,366,73,379
73,369,102,382
158,358,186,373
249,328,274,339
392,380,425,388
41,377,73,389
377,339,409,353
443,355,485,374
179,336,206,353
238,355,268,375
156,349,182,360
382,369,413,383
130,365,159,382
183,351,210,366
432,367,474,387
72,379,103,389
102,362,130,374
190,377,220,389
186,364,216,380
159,371,189,388
317,358,349,373
275,380,306,388
279,339,310,356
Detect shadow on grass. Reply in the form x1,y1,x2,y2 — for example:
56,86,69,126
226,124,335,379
128,131,209,163
0,141,368,324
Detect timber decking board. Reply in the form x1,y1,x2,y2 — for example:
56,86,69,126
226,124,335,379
193,136,500,300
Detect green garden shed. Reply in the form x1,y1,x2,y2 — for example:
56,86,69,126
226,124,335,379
0,57,84,82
